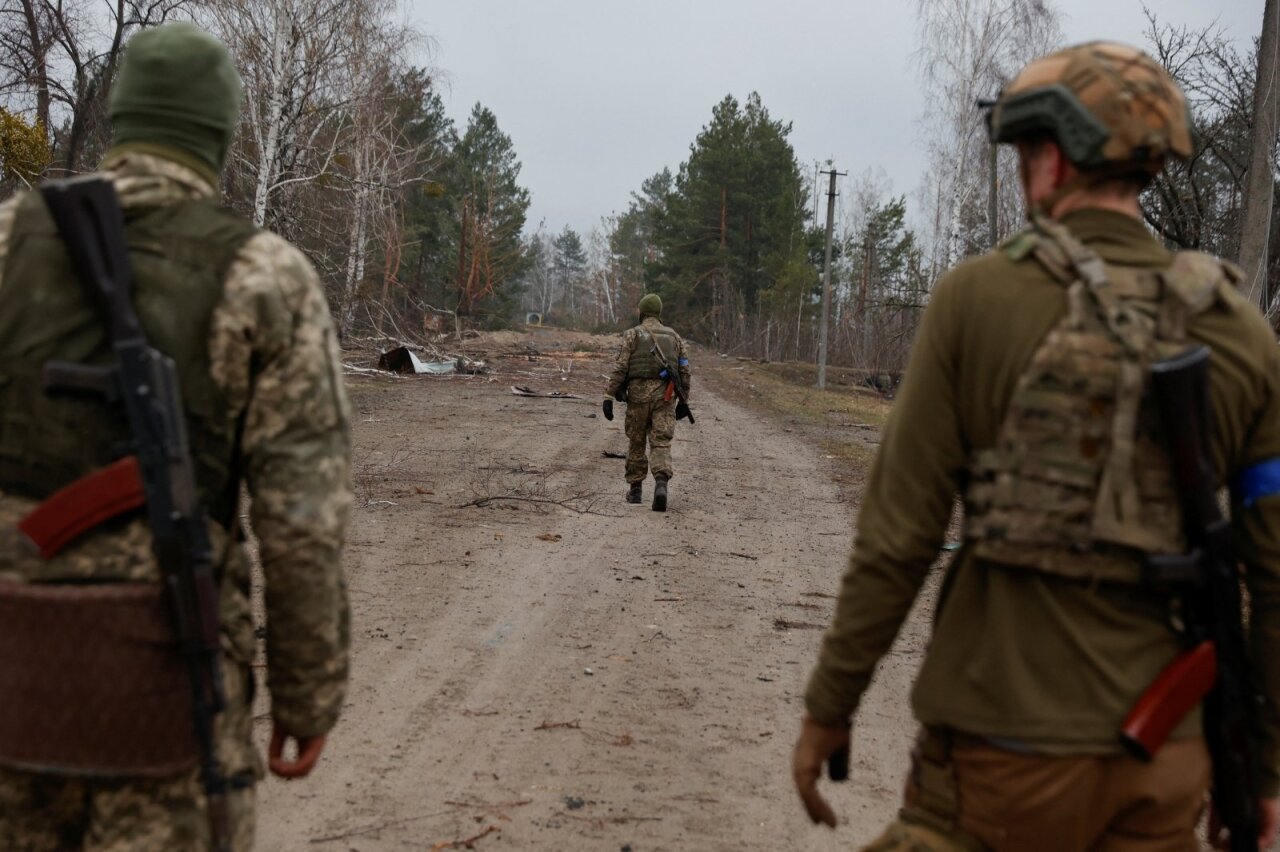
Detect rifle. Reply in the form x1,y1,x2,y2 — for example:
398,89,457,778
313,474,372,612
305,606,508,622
1119,345,1260,852
36,176,232,852
648,336,694,424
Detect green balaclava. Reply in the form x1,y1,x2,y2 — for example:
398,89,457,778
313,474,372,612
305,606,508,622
107,22,242,187
638,294,662,319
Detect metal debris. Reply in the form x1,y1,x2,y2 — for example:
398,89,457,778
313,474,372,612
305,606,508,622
511,385,582,399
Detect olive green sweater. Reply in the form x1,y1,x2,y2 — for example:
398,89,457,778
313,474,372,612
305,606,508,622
805,209,1280,794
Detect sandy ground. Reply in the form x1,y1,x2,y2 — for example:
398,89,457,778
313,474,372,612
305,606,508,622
252,331,934,851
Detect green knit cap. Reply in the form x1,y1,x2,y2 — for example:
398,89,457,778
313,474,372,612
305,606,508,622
107,23,242,186
638,293,662,318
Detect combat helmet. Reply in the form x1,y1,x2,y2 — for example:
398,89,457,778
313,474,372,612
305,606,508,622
987,41,1192,174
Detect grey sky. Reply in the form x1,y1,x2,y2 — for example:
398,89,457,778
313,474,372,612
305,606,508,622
408,0,1264,239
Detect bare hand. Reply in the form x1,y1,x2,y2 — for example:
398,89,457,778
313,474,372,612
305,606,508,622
268,722,327,779
1208,796,1280,850
792,715,851,828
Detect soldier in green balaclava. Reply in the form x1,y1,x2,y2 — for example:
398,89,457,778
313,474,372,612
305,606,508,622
604,294,692,511
105,22,243,186
0,22,352,852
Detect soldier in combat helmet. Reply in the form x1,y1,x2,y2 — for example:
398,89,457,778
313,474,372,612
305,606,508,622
605,294,691,512
0,23,351,851
791,42,1280,849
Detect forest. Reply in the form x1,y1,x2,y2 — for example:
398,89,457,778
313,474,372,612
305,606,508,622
0,0,1276,374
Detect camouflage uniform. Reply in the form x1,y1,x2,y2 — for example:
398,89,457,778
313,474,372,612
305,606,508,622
607,316,691,484
0,151,352,850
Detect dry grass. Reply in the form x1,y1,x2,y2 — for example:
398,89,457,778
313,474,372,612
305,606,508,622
704,358,893,498
714,359,891,428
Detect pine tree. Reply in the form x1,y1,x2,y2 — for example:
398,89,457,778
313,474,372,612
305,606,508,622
551,227,587,321
450,104,532,320
644,93,810,344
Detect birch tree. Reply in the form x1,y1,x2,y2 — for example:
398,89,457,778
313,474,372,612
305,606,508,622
331,12,430,337
914,0,1061,272
206,0,357,228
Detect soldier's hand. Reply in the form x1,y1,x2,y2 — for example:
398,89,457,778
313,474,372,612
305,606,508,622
269,721,328,779
792,715,851,828
1207,796,1280,849
1261,797,1280,849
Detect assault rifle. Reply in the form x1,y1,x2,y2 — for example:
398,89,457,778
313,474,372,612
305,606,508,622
1120,345,1260,852
649,337,694,424
30,177,232,851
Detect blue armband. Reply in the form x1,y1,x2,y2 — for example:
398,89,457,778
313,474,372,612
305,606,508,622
678,358,689,367
1235,458,1280,508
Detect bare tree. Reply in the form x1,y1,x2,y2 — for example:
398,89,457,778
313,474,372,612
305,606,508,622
914,0,1062,274
0,0,197,173
205,0,361,228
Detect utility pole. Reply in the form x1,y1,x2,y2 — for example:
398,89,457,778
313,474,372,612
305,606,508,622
1239,0,1278,313
816,167,845,390
988,142,999,249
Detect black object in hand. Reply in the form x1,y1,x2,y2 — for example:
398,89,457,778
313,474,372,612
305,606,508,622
603,399,614,421
828,744,849,782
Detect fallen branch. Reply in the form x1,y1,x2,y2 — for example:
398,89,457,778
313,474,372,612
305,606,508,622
343,363,408,378
430,824,500,851
444,799,533,810
308,810,453,844
773,619,826,631
535,719,581,730
555,812,663,826
459,493,615,516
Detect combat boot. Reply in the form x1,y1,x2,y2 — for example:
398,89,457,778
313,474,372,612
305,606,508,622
626,482,642,504
652,476,668,512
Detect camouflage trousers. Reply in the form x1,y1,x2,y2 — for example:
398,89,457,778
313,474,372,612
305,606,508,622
862,728,1209,851
625,397,676,483
0,657,260,852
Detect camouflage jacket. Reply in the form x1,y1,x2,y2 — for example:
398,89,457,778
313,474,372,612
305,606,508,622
606,317,691,405
0,152,352,741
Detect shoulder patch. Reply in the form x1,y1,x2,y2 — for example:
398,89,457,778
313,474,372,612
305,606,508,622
1162,251,1227,315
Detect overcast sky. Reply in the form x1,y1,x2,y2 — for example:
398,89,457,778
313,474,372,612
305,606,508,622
407,0,1265,238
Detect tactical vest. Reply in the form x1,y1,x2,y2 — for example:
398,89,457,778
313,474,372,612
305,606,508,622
627,322,679,380
963,215,1236,584
0,190,258,528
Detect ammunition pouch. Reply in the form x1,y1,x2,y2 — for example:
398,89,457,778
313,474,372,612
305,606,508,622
0,580,199,777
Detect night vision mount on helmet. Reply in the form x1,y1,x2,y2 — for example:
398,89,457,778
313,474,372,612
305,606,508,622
985,41,1194,174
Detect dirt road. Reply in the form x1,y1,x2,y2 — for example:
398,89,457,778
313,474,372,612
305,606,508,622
254,336,932,851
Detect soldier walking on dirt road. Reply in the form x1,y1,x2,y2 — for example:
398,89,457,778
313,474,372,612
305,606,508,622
0,24,352,851
605,294,691,512
793,42,1280,851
